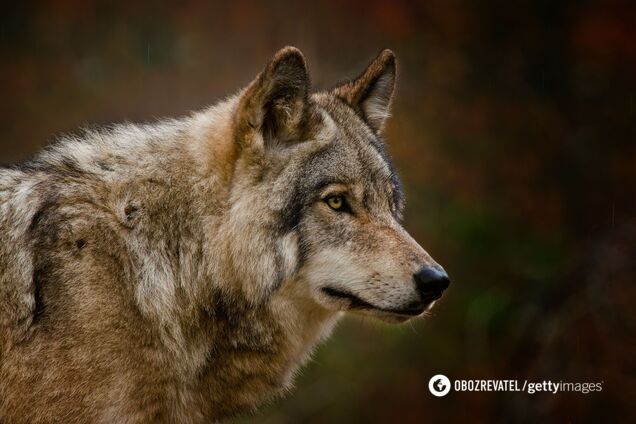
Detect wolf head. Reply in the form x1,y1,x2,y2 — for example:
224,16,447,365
214,47,449,323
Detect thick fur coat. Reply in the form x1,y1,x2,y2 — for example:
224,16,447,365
0,47,449,422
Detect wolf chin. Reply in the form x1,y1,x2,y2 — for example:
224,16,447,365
0,47,449,422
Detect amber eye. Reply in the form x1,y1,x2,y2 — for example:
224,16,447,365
326,195,345,211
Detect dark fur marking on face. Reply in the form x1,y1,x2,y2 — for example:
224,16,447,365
296,231,311,270
278,177,348,233
278,190,305,233
275,146,353,280
276,147,337,233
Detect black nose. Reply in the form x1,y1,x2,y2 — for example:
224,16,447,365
414,266,450,301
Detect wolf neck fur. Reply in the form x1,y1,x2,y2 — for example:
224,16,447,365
136,99,341,412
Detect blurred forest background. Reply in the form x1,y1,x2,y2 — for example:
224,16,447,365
1,0,634,422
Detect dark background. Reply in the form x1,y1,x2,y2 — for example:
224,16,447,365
1,1,634,422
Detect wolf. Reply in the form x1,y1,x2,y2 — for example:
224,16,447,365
0,46,449,422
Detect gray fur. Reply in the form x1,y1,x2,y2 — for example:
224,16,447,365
0,47,446,422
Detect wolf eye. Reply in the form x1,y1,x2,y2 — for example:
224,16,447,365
325,195,345,211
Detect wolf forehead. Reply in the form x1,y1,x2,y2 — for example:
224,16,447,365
275,93,405,231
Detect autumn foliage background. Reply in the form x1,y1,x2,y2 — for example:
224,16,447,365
1,1,634,422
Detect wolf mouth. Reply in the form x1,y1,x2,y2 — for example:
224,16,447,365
321,287,425,316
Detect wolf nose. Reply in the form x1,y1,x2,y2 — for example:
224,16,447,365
414,266,450,301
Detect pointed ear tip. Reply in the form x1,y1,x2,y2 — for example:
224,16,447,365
278,45,303,55
379,49,396,64
272,46,307,67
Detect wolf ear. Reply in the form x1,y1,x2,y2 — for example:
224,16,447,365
332,49,396,133
235,46,310,147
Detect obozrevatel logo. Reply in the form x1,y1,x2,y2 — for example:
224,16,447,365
429,374,451,397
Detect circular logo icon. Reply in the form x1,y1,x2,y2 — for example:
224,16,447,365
428,374,451,397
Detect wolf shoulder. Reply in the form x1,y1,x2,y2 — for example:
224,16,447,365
0,125,195,345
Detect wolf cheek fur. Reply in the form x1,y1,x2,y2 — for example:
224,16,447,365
0,46,449,422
